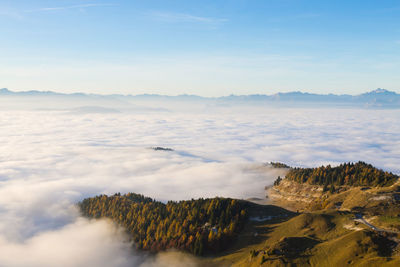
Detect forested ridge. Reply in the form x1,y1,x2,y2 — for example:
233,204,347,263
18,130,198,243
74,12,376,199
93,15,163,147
79,193,248,255
270,162,291,169
285,161,398,187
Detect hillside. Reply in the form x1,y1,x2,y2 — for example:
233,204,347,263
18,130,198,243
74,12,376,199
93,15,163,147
270,162,400,236
213,211,400,267
78,191,400,267
78,163,400,266
285,161,398,187
79,193,293,256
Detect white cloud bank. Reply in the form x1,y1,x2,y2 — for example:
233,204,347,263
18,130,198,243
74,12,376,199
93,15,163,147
0,106,399,266
0,219,140,267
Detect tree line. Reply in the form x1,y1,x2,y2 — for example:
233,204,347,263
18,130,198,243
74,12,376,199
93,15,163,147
79,193,248,255
284,161,398,187
270,162,290,169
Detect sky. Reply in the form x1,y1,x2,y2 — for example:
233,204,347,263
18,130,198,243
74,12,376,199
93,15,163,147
0,0,399,96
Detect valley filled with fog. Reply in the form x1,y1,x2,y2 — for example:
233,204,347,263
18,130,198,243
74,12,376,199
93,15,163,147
0,105,399,266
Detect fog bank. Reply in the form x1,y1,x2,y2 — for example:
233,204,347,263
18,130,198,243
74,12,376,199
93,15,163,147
0,106,399,266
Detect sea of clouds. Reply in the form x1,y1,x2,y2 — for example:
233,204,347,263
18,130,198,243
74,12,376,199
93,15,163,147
0,105,399,266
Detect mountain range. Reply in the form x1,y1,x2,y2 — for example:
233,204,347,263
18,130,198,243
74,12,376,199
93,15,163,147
1,88,399,109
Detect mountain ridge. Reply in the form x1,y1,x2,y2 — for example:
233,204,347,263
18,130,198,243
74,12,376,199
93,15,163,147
1,87,399,98
2,88,400,108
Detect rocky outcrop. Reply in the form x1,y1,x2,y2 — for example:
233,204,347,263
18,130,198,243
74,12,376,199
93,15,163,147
269,179,324,204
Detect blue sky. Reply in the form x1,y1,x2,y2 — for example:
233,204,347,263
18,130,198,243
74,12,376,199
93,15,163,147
0,0,399,96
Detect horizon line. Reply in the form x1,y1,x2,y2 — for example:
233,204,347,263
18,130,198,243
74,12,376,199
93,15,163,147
0,87,398,98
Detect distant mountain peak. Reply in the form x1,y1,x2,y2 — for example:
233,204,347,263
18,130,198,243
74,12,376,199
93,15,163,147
369,88,392,94
1,88,399,108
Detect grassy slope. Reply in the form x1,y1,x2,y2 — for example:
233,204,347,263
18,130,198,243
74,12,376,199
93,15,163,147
207,210,400,266
204,203,297,266
205,165,400,266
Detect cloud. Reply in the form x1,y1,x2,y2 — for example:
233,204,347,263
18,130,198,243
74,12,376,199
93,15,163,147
148,11,228,24
0,103,399,265
25,3,116,13
0,3,115,20
0,218,141,267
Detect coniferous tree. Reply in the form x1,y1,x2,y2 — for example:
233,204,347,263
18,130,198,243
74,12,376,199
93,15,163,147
79,193,248,255
284,162,397,187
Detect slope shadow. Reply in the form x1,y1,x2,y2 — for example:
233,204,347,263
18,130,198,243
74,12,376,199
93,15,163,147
210,202,298,257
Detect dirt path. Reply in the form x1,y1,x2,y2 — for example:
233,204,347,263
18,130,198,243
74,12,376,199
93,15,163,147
354,214,399,234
